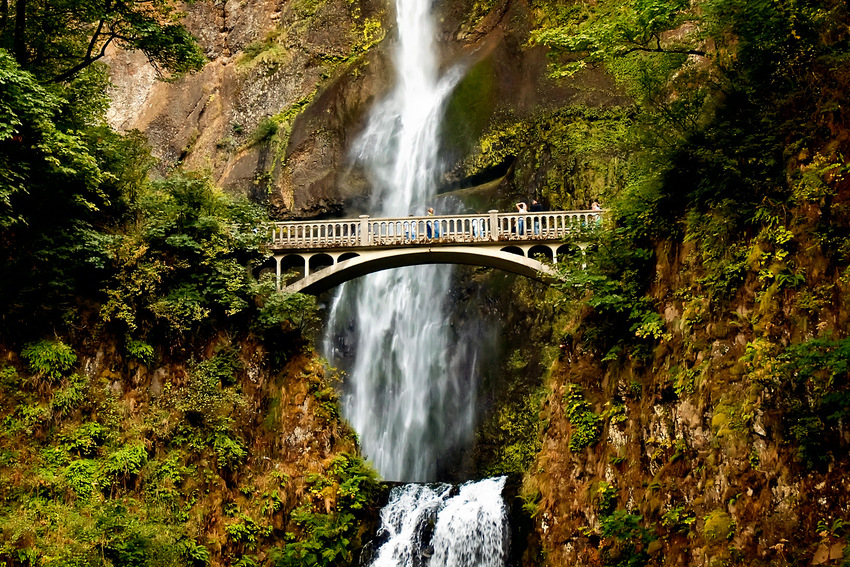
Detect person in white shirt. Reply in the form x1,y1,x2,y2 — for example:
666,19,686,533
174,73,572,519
516,202,527,235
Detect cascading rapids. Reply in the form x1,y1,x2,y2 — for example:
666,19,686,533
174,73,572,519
322,0,472,482
368,477,509,567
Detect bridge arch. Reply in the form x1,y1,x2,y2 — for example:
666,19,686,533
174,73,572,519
501,246,524,256
278,254,306,281
281,247,559,295
529,244,554,262
309,253,334,273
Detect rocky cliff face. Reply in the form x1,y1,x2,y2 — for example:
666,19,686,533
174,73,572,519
530,222,850,566
107,0,389,216
106,0,624,218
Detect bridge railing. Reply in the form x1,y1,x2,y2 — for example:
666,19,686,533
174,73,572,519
269,210,602,249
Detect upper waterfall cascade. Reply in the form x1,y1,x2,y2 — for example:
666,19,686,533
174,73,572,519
322,0,473,483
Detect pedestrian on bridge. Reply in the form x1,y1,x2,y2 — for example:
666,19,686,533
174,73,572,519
530,199,543,234
427,207,440,238
515,202,527,235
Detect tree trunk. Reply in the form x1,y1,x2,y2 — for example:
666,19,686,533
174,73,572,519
1,0,9,36
13,0,26,65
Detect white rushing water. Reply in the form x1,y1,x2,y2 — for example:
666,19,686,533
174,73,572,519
323,0,473,482
369,477,509,567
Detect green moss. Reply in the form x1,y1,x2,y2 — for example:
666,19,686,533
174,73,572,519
441,57,497,156
479,385,545,476
460,105,632,208
239,28,290,72
703,510,735,544
249,117,280,147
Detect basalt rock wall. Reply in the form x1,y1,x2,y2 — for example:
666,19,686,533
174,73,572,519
106,0,625,217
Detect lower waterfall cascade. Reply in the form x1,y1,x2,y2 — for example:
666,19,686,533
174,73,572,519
367,476,509,567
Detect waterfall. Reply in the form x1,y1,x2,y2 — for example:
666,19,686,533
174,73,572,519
322,0,473,482
320,0,511,562
368,477,509,567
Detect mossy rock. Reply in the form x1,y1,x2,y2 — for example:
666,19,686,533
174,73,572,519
703,510,734,544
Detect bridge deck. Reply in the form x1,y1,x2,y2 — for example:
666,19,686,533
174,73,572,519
264,209,603,294
269,209,602,251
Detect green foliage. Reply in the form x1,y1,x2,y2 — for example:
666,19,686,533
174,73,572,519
532,0,699,77
684,208,751,301
63,458,101,499
596,481,618,515
529,0,850,331
21,339,77,382
0,50,100,226
552,223,661,361
0,0,205,81
661,505,696,533
175,352,243,422
51,373,90,416
251,274,320,336
250,118,280,146
178,538,211,566
226,514,269,549
777,337,850,468
100,173,268,341
462,105,632,209
817,517,848,538
563,384,602,452
127,339,156,366
670,365,700,398
0,51,154,337
741,335,850,468
599,510,654,567
62,421,109,457
103,442,149,484
156,352,251,473
480,386,545,476
213,430,248,469
271,454,380,567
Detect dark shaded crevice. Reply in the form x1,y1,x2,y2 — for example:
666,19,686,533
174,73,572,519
439,156,515,194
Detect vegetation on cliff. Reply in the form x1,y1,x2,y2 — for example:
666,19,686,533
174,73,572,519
484,0,850,565
4,0,850,565
0,4,381,566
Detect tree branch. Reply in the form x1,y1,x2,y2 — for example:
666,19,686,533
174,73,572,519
84,18,107,63
52,32,117,83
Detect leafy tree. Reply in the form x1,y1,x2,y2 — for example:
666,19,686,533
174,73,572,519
0,50,157,337
532,0,705,77
100,173,270,343
0,0,205,81
0,0,204,338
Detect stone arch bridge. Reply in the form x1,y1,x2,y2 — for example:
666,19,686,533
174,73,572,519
263,209,601,295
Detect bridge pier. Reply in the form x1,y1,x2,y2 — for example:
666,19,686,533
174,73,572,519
275,256,282,291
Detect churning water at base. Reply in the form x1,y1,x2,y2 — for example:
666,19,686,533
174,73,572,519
368,477,509,567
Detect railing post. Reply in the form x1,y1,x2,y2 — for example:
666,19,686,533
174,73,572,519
359,215,370,246
488,210,498,241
